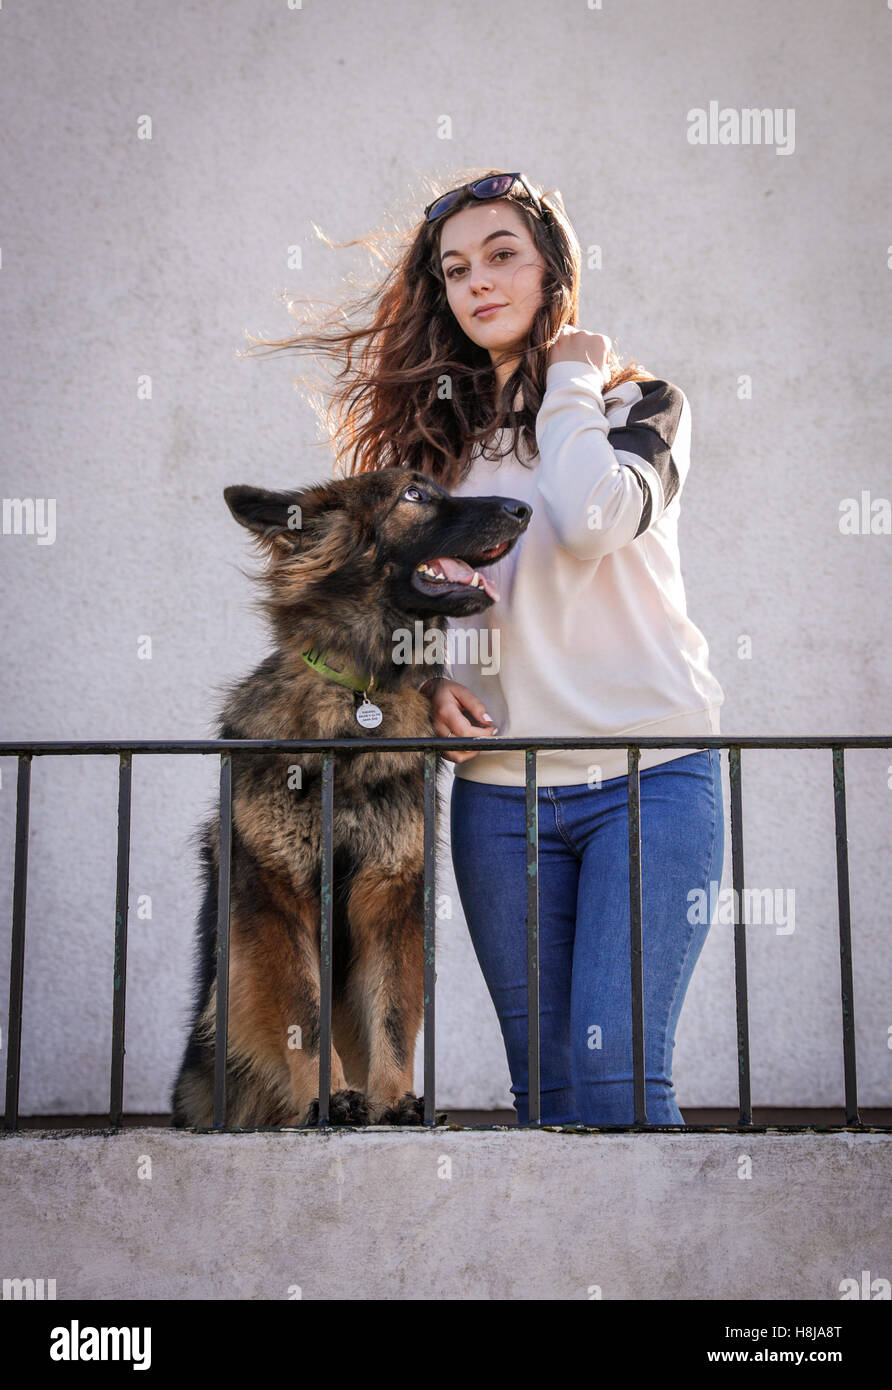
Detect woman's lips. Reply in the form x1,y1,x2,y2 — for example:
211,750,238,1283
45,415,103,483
474,304,505,319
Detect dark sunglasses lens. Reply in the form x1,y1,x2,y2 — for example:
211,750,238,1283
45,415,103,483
427,189,464,222
473,174,517,199
427,175,524,221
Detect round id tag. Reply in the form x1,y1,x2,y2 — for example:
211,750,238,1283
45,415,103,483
356,693,383,729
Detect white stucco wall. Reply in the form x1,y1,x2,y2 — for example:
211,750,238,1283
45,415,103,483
1,1,890,1116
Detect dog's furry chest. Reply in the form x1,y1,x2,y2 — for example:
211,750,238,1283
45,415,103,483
219,661,437,881
228,748,430,891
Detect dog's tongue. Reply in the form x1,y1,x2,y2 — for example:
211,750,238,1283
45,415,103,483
433,556,500,602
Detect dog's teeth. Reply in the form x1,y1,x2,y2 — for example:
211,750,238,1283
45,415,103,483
417,563,446,581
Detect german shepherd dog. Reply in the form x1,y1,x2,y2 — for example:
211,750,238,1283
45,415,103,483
171,466,531,1127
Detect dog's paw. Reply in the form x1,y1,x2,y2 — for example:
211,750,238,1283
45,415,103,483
374,1091,449,1126
301,1088,370,1126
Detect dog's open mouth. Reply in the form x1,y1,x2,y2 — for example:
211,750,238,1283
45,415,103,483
412,539,511,601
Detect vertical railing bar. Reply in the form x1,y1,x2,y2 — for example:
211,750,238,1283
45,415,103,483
422,749,437,1126
525,748,540,1126
317,750,334,1127
4,754,32,1131
832,746,860,1125
109,751,132,1126
213,751,233,1129
728,745,752,1126
627,746,647,1125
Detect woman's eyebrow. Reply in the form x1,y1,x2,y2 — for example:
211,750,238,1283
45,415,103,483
440,229,520,264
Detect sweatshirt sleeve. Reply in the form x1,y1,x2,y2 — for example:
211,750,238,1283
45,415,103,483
413,650,453,689
533,359,691,560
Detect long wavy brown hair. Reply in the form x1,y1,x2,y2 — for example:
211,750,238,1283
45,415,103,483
241,166,655,490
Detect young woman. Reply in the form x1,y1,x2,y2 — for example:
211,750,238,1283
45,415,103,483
246,168,726,1127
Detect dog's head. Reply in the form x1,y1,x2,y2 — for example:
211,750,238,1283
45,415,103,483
224,467,531,624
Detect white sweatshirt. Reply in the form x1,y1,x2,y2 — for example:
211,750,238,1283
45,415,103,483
444,358,726,787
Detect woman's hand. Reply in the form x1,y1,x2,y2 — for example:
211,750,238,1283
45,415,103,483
547,325,612,377
419,678,499,764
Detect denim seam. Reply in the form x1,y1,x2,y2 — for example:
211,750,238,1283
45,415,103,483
658,749,720,1081
546,786,582,858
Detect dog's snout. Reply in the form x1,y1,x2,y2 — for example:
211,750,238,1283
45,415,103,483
502,499,532,525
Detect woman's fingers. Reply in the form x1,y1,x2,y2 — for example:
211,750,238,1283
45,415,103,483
452,685,495,728
547,326,612,375
442,690,499,739
434,713,498,762
432,682,499,763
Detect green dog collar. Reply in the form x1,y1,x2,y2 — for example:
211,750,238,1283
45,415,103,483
301,644,374,694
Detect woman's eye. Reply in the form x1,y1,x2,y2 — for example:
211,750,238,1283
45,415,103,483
447,249,514,280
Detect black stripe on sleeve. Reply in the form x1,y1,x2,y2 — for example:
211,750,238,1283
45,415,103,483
625,465,654,538
607,379,685,528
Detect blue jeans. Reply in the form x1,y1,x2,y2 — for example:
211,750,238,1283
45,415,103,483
449,749,724,1126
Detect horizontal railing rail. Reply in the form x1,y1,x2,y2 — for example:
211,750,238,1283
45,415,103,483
1,735,889,1134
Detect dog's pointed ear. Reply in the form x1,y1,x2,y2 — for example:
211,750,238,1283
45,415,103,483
224,485,306,552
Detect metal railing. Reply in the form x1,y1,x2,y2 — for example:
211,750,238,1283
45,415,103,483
1,735,889,1134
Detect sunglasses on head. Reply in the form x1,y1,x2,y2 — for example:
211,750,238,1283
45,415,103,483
424,172,551,225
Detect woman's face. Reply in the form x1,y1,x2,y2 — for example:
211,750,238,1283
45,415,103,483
439,200,547,370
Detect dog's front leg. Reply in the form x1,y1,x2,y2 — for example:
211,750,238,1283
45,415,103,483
270,916,366,1125
223,903,356,1125
344,864,426,1124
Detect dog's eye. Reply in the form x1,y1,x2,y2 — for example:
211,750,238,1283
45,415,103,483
402,486,425,502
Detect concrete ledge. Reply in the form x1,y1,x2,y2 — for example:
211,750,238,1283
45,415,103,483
1,1130,890,1300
